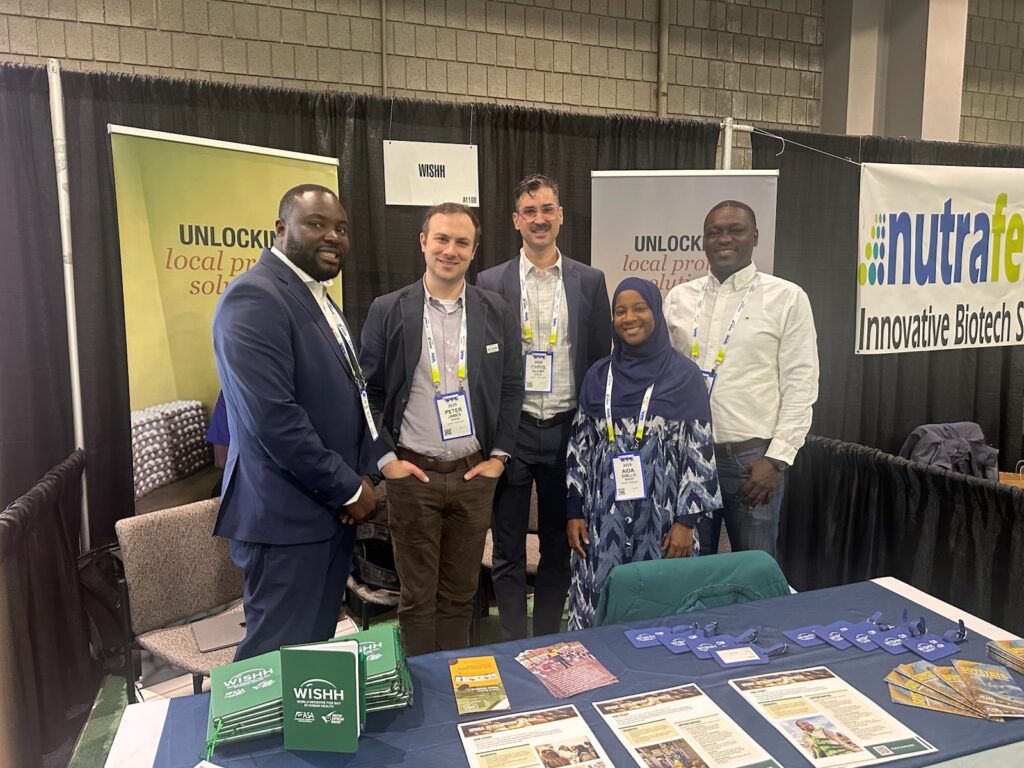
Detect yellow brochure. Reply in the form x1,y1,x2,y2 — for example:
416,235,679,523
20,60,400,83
449,656,510,716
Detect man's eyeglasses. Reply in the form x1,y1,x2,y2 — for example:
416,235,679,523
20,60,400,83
516,205,558,220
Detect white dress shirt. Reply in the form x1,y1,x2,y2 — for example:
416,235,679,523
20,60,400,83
664,262,819,465
270,246,362,505
519,250,576,419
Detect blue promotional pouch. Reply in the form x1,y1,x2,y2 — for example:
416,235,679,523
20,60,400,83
839,611,891,652
624,627,671,649
657,622,719,655
783,625,827,648
904,620,968,661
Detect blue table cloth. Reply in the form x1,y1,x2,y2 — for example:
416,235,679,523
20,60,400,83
149,581,1024,767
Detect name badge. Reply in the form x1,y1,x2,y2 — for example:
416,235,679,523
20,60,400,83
612,452,646,501
435,391,474,441
700,369,717,395
524,351,554,393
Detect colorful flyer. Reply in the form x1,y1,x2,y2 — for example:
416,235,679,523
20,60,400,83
449,656,510,716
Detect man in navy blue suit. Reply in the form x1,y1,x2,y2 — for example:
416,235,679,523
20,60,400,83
477,174,612,640
213,184,377,661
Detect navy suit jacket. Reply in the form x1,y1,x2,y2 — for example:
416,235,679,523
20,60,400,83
359,280,524,462
476,254,612,389
212,250,374,546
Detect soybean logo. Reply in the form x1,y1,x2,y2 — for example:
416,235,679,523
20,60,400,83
860,213,887,286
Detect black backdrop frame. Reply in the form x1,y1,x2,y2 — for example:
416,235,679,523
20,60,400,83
0,63,720,544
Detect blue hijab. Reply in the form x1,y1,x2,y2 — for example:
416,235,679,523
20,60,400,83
579,277,710,423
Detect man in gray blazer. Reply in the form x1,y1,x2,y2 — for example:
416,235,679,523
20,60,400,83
360,202,523,655
477,174,612,640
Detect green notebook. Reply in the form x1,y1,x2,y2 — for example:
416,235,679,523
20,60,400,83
282,639,364,753
207,650,283,746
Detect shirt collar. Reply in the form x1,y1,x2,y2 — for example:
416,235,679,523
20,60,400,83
710,261,758,290
271,245,334,297
519,249,563,278
422,277,466,309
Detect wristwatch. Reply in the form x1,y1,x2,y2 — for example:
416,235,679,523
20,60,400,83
766,457,789,472
494,454,511,466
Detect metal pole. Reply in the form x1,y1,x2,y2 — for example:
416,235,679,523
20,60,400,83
722,116,734,169
657,0,669,117
46,58,91,552
380,0,388,97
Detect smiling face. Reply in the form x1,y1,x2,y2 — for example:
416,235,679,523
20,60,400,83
512,184,563,253
703,205,758,282
613,289,655,346
420,211,478,292
276,190,350,281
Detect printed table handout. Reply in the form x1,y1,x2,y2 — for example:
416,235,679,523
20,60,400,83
458,705,611,768
729,666,936,766
594,683,781,768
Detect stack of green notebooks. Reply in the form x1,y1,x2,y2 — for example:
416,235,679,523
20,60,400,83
337,625,413,712
207,650,284,748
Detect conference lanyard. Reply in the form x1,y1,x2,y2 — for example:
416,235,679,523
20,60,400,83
422,300,468,392
690,276,759,376
603,367,654,447
320,292,379,442
519,261,563,350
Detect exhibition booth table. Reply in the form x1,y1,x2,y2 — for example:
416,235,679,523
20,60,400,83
105,578,1024,768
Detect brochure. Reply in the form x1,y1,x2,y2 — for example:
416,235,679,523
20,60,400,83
515,640,618,699
458,705,611,768
951,660,1024,718
729,666,936,766
593,683,781,768
449,656,511,715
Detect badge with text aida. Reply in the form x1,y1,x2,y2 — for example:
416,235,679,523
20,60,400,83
783,625,827,648
611,452,646,501
434,391,474,441
624,627,671,649
523,351,554,393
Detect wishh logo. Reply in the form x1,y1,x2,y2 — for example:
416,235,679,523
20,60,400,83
860,194,1024,288
223,666,274,690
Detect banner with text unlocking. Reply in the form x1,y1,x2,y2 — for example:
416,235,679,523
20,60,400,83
110,126,340,412
591,170,778,300
857,163,1024,354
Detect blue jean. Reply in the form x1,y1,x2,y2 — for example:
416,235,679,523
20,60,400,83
696,444,784,557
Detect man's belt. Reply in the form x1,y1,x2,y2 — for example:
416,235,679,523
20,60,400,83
396,447,484,474
520,410,574,428
714,437,772,456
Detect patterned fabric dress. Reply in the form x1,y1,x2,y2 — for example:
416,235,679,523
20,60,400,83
566,411,720,630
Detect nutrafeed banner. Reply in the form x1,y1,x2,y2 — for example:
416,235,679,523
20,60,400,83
109,126,340,412
590,170,778,300
857,162,1024,354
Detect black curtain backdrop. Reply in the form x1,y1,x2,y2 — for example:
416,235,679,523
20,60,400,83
0,66,74,514
1,63,720,544
0,450,97,767
781,436,1024,635
751,129,1024,469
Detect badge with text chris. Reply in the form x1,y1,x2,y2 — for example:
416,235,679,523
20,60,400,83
282,639,365,753
206,650,284,757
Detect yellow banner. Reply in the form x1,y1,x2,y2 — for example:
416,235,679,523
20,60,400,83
110,127,340,412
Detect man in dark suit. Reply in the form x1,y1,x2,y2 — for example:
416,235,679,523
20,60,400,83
360,202,523,655
476,174,612,640
212,184,377,661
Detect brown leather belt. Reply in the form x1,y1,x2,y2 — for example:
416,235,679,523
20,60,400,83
396,447,484,474
714,437,771,456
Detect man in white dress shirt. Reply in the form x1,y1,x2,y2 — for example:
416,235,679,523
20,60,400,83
664,200,818,557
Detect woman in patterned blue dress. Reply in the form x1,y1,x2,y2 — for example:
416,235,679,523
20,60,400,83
565,277,721,630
